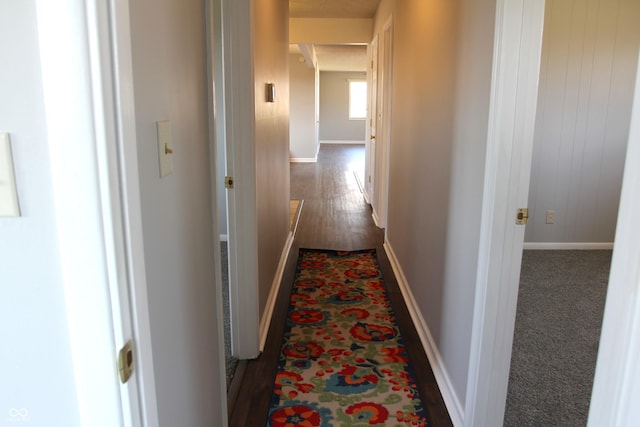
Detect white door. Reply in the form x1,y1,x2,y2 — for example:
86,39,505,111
36,0,160,424
464,1,546,425
365,36,378,204
374,18,393,229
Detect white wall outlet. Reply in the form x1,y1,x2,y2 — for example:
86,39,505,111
157,120,173,178
545,209,555,224
0,133,21,217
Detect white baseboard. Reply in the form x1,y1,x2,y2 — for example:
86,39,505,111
523,242,614,250
363,188,371,205
320,140,366,145
371,210,382,228
259,231,294,352
219,234,228,242
290,157,317,163
383,241,464,427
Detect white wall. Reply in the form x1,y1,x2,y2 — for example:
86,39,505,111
526,0,640,244
128,0,224,424
0,2,81,425
379,0,496,416
290,53,318,161
319,71,367,142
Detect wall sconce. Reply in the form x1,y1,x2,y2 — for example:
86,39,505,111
266,83,276,102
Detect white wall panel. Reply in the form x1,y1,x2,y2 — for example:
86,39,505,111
290,53,318,160
319,71,367,142
526,0,640,243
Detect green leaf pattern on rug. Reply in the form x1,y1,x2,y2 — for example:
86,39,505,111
267,249,430,427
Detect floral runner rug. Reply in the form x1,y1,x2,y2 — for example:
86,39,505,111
267,249,430,427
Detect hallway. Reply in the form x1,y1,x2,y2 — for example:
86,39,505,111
229,145,452,426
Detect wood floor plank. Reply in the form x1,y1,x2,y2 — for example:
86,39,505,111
229,145,452,426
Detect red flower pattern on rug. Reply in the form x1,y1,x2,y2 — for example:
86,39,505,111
267,249,429,426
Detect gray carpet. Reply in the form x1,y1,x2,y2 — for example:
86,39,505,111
504,250,611,426
221,241,239,388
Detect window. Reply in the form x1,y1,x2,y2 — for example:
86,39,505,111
349,80,367,120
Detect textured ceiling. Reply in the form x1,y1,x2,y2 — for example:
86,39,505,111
289,0,381,19
314,45,368,71
289,0,377,71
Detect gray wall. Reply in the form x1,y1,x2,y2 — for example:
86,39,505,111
0,2,81,425
526,0,640,244
319,71,367,142
378,0,496,409
129,0,224,424
290,53,319,160
254,0,290,319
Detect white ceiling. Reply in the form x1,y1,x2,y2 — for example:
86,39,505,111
289,0,379,71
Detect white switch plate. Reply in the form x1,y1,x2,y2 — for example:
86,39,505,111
156,120,173,178
0,133,21,217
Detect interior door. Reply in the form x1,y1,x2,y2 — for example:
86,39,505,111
365,36,378,203
375,18,393,228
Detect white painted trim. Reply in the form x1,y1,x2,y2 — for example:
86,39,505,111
290,157,317,163
259,232,295,352
223,0,261,359
375,16,394,230
384,242,464,426
371,209,382,229
464,2,545,426
587,47,640,427
102,0,160,423
205,0,230,423
320,140,366,145
35,2,130,425
523,242,614,250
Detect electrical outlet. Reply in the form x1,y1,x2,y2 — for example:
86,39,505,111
545,210,555,224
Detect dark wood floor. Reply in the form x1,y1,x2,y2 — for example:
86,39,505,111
229,145,452,426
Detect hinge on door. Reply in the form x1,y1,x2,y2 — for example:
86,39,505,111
225,176,234,189
118,340,134,384
371,60,374,69
516,208,529,225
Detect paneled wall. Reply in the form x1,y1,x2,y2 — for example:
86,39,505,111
526,0,640,244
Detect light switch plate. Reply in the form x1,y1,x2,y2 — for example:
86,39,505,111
0,133,21,217
156,120,173,178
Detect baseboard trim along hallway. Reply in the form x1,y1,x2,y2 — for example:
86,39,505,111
259,232,295,352
384,240,464,426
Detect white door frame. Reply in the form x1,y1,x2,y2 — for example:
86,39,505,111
464,1,545,425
